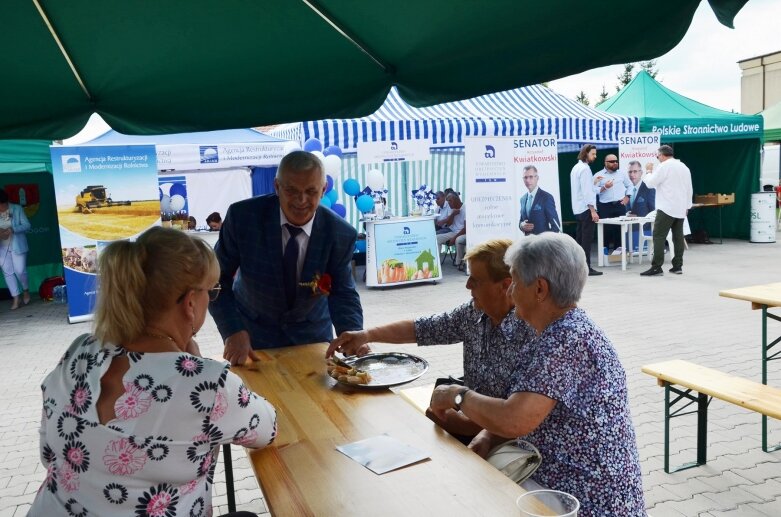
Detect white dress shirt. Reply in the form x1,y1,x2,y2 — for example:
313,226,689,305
594,168,634,203
436,202,452,224
570,160,597,214
280,209,315,282
449,205,467,233
642,158,692,218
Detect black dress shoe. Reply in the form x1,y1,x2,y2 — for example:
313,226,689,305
588,268,603,276
640,266,664,276
669,266,683,275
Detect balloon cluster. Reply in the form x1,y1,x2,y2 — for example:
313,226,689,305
412,184,437,212
342,169,387,214
285,137,347,218
159,182,187,213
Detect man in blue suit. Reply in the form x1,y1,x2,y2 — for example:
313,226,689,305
210,151,364,365
519,165,560,235
626,160,655,217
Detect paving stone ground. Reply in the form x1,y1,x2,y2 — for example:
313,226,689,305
2,237,781,516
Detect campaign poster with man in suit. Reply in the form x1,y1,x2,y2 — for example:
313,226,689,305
514,136,561,238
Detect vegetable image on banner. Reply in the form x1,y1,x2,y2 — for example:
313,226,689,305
50,144,159,322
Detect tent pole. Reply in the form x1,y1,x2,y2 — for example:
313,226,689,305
32,0,92,100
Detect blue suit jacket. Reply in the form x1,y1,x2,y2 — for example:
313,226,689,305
629,183,655,217
519,188,561,235
209,194,363,349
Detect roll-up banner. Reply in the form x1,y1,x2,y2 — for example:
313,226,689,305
50,145,159,323
618,133,661,178
464,136,561,251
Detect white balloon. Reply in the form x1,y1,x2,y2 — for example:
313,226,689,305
283,141,301,155
159,182,173,196
366,169,385,191
170,194,186,212
159,195,172,212
323,154,342,176
311,150,326,162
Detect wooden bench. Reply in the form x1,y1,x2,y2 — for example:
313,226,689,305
642,359,781,473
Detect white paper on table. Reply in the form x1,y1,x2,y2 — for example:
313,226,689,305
336,434,430,475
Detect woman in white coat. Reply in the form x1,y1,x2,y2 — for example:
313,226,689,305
0,187,31,310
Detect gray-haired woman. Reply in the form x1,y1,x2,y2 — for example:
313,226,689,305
430,232,644,516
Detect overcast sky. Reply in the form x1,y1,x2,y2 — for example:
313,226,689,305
549,0,780,113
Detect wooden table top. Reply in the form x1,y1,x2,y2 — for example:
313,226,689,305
719,282,781,309
232,343,528,516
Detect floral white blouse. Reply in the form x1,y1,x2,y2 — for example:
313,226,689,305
30,334,277,517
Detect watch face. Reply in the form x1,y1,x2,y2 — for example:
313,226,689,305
455,394,463,405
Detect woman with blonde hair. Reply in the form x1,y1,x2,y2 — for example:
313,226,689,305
31,226,276,517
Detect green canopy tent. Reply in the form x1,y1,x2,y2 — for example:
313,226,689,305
762,101,781,142
0,0,749,139
598,71,764,239
0,140,62,296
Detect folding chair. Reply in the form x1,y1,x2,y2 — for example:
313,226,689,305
440,243,457,265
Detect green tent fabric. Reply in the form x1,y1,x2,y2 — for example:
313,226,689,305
0,139,53,173
598,71,763,142
0,0,749,139
597,71,763,240
762,101,781,142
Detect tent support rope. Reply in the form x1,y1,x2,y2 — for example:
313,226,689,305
301,0,395,75
32,0,92,100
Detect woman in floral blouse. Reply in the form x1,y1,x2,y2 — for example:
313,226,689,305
31,227,277,517
430,232,645,516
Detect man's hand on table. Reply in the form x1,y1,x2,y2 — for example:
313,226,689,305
326,330,372,358
430,384,461,421
223,330,260,366
468,429,495,458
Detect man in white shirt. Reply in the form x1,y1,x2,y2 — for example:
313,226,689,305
569,144,602,276
640,145,693,276
434,191,452,234
593,154,633,250
436,193,467,266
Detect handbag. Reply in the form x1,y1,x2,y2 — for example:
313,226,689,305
485,439,542,485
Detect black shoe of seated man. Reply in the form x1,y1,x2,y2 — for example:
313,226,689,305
588,268,603,276
669,266,683,275
640,266,664,276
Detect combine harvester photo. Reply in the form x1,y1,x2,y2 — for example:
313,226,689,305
75,185,132,214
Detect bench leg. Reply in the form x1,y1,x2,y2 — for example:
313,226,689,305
664,382,709,473
223,443,236,513
762,307,781,452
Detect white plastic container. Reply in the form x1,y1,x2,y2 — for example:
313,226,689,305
750,192,776,243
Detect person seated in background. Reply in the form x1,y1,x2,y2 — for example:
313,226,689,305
327,239,534,444
436,192,467,266
430,233,644,516
187,215,197,230
434,191,452,233
31,227,277,517
206,211,222,231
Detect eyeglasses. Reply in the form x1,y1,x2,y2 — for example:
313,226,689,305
176,283,222,303
605,160,619,163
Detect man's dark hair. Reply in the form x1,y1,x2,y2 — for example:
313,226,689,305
444,187,455,195
0,187,7,204
658,145,674,157
206,212,221,224
577,144,596,162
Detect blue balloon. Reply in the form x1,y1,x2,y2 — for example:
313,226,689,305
343,178,361,196
326,189,338,204
356,194,374,213
303,138,323,153
325,174,334,193
170,183,187,198
319,196,332,208
355,239,367,252
332,203,347,218
323,145,343,158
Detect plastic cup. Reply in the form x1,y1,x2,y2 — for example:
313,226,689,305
516,490,580,517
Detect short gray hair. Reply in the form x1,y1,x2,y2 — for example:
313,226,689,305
523,165,538,175
276,150,325,183
627,160,641,169
504,233,588,307
658,145,674,157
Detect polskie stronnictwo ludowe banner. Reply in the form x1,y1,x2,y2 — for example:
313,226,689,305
464,136,560,252
50,145,159,323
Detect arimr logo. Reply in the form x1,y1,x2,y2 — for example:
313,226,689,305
199,146,219,163
61,155,82,173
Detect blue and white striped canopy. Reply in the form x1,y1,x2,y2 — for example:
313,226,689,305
270,85,637,153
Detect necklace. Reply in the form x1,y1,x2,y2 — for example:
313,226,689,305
143,330,179,348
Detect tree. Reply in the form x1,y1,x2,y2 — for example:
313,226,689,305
597,85,609,105
639,60,659,79
575,91,590,106
616,63,635,91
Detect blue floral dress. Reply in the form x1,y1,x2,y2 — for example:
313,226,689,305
30,334,277,517
508,308,645,516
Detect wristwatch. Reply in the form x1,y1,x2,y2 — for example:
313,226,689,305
454,387,470,412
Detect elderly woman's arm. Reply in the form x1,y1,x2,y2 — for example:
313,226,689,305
430,384,556,439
